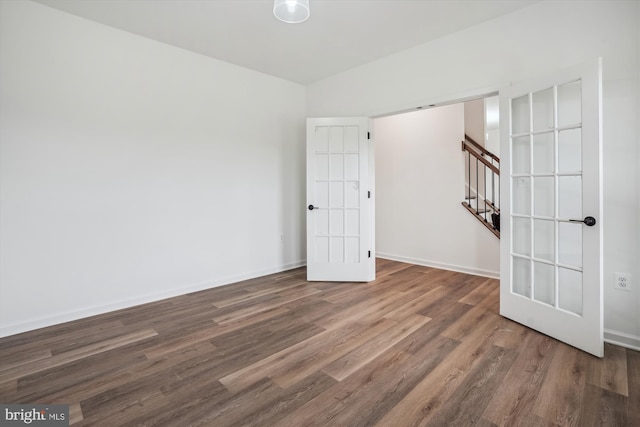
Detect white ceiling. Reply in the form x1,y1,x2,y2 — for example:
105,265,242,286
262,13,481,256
35,0,540,85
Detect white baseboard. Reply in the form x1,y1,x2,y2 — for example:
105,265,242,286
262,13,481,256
604,329,640,352
376,252,499,279
378,254,640,352
0,260,306,338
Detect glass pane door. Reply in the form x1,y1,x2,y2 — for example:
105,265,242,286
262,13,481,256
500,59,602,357
510,80,584,316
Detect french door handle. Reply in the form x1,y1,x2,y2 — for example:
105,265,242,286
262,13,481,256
308,204,321,211
570,216,596,226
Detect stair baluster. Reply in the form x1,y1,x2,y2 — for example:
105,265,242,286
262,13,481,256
461,134,500,238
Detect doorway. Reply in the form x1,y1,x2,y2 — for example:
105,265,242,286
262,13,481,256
373,98,500,278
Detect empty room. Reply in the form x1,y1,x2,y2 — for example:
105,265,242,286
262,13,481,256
1,0,639,425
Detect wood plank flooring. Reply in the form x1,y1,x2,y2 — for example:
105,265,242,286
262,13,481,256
0,259,638,426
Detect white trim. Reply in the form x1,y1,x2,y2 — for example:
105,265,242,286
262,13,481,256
0,260,306,338
369,87,499,119
376,252,499,279
604,329,640,352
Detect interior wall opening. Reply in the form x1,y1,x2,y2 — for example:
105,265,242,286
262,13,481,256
372,94,500,278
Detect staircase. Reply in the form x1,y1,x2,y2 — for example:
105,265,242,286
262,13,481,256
461,134,500,238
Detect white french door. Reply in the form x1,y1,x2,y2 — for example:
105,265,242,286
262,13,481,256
306,118,375,282
500,59,604,357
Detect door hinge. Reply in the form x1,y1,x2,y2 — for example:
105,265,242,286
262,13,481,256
368,250,371,258
368,191,371,199
367,132,370,140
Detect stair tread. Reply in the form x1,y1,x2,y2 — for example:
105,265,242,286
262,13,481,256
461,202,500,239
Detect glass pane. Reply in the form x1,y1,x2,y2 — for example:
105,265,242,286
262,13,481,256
512,177,531,215
558,222,582,268
315,154,329,180
533,132,554,174
512,136,530,174
558,80,581,127
512,217,531,256
558,176,582,219
532,87,555,131
533,261,555,306
329,126,344,152
345,237,360,262
329,210,344,235
533,177,555,217
345,209,359,236
512,95,530,134
315,209,328,235
558,267,582,315
558,128,581,173
316,182,329,207
314,127,329,152
330,237,344,263
329,182,343,208
344,126,359,152
330,154,344,180
534,219,555,262
513,257,531,298
345,181,359,208
315,237,329,262
345,154,359,180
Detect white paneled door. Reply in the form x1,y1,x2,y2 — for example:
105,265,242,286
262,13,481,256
500,59,603,357
306,118,375,282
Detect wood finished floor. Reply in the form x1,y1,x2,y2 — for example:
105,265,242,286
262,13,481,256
0,259,638,426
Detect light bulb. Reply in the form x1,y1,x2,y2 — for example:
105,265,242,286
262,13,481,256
273,0,310,24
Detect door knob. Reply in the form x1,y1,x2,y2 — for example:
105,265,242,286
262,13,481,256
570,216,596,226
308,204,320,211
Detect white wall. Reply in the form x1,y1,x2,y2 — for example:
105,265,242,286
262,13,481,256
484,96,500,155
463,99,485,145
375,105,500,277
308,0,640,347
0,0,306,336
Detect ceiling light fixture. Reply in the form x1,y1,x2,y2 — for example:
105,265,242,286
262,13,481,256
273,0,310,24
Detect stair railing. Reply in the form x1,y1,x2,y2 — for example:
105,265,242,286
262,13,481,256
461,134,500,238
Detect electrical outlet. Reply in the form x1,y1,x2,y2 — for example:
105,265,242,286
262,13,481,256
614,273,632,291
